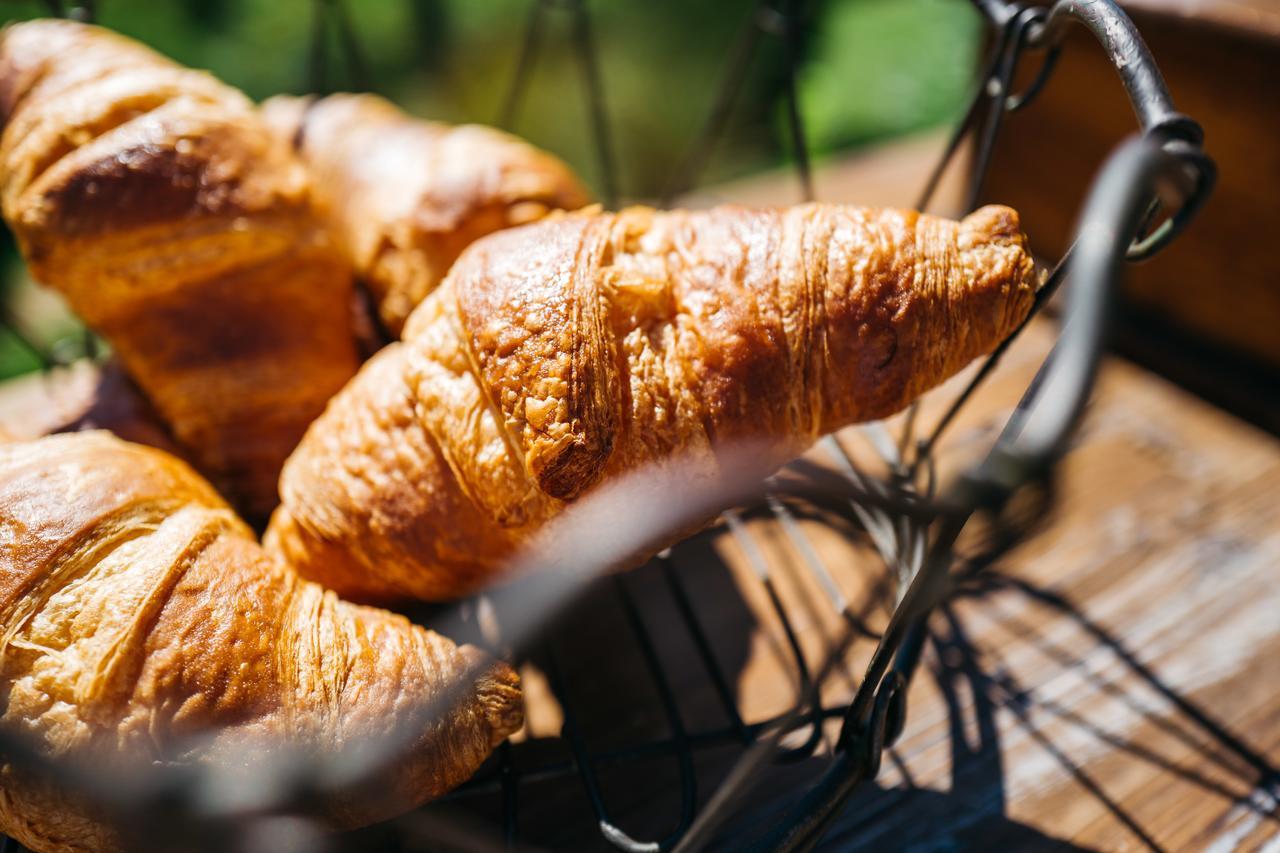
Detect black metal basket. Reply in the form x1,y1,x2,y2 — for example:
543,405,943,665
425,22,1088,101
0,1,1215,850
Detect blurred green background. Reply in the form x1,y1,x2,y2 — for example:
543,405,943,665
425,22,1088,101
0,0,982,380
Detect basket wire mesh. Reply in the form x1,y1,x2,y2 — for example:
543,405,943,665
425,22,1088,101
0,0,1216,851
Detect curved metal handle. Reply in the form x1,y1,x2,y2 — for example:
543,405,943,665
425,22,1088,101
758,133,1211,853
963,0,1215,258
988,134,1199,474
1026,0,1200,142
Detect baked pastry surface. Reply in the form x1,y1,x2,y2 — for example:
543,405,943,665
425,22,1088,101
0,20,361,519
262,92,592,335
0,432,521,853
268,203,1039,601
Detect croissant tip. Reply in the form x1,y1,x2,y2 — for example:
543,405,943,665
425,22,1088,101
460,645,524,746
963,204,1025,245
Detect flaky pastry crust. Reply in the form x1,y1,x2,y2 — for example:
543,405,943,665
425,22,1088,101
0,20,361,519
0,432,521,853
268,203,1039,601
262,92,592,336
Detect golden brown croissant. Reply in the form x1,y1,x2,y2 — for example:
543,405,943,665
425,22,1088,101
266,203,1039,602
0,431,521,853
261,92,592,335
0,20,361,520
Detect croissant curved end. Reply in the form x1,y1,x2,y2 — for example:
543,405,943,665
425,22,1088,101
460,645,525,748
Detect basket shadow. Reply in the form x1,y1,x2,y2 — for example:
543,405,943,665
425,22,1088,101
392,524,1280,851
724,576,1279,851
405,529,766,850
949,574,1280,837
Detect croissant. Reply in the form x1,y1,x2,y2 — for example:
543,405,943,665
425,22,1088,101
0,432,522,853
0,20,360,520
261,92,592,336
265,203,1039,602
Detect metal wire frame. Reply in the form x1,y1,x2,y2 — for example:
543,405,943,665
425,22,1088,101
497,0,618,207
753,132,1208,853
308,0,370,95
38,0,92,22
0,1,1214,851
473,1,1214,850
659,0,814,206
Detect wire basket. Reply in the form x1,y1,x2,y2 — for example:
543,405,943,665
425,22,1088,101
0,0,1215,850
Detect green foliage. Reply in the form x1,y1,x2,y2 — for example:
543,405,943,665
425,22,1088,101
0,328,41,380
800,0,982,152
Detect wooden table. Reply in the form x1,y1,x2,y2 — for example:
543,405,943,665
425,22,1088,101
817,322,1280,851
